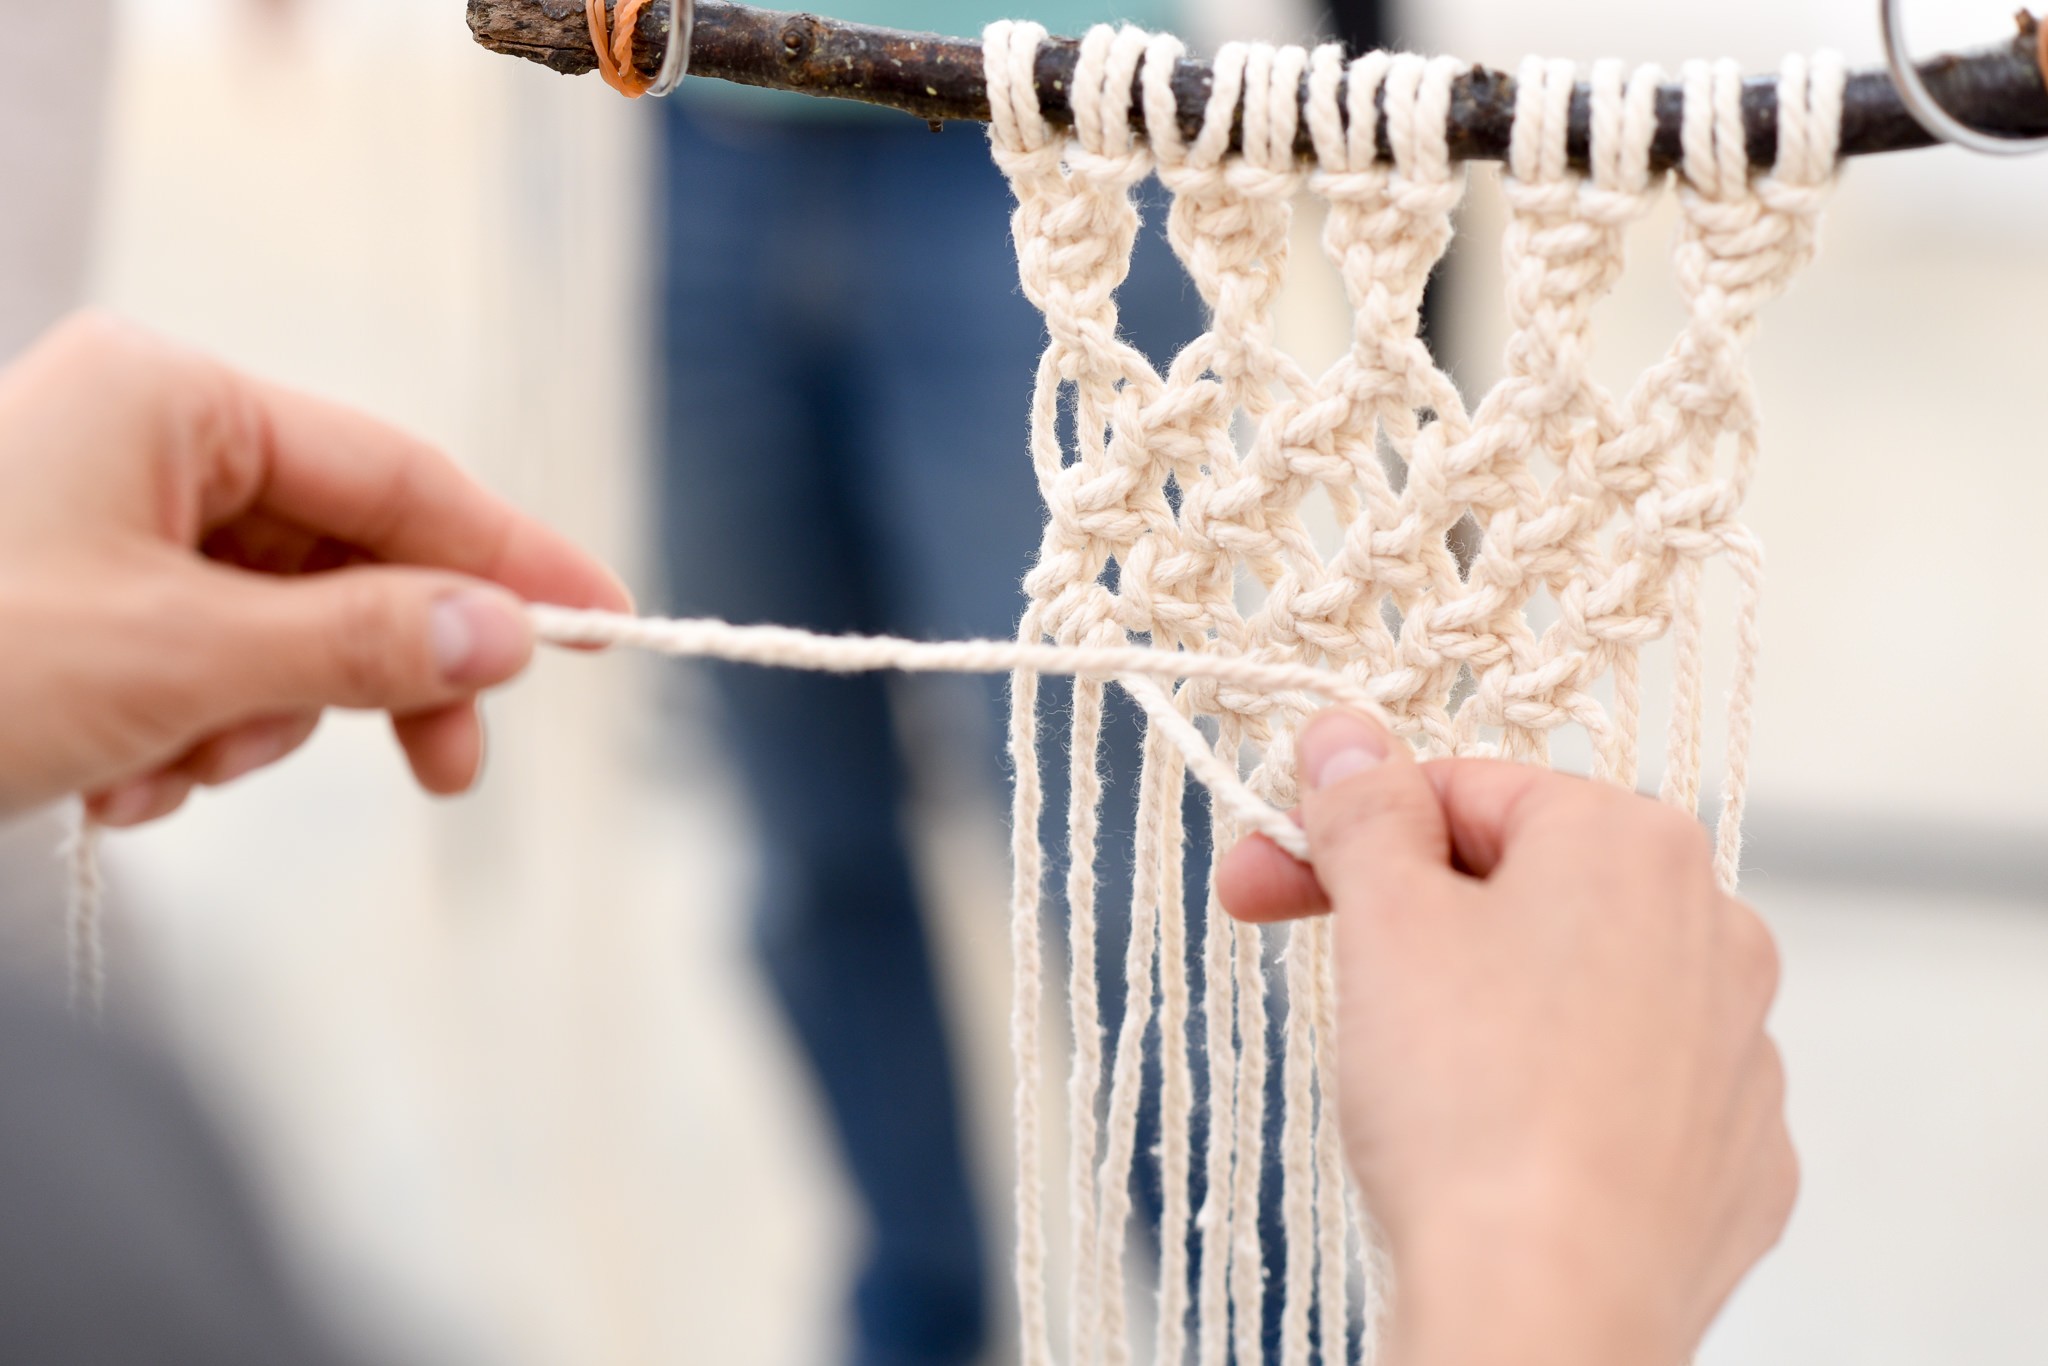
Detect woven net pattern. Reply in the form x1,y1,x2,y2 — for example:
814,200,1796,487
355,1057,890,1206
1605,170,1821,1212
984,23,1842,1365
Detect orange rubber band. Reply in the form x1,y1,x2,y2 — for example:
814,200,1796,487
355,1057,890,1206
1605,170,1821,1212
586,0,655,97
2037,11,2048,102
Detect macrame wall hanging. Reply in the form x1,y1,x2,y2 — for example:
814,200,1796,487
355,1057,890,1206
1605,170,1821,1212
554,23,1849,1362
69,1,2048,1361
988,26,1837,1365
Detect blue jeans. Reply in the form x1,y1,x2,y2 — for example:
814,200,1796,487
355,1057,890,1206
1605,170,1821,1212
657,104,1205,1366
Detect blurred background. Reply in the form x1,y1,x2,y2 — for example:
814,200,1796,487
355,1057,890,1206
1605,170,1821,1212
0,0,2040,1361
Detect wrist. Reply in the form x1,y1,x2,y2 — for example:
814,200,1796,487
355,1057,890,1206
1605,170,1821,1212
1383,1216,1681,1366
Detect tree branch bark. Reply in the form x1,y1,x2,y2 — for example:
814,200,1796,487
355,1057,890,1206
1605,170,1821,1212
467,0,2048,169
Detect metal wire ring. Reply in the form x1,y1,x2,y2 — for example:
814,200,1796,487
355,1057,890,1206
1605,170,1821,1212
648,0,695,97
1881,0,2048,155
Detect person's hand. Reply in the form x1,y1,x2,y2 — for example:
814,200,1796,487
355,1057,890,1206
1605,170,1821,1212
0,315,630,826
245,0,298,28
1218,710,1794,1366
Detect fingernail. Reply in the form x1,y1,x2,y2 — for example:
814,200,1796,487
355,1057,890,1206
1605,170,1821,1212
1302,710,1389,791
210,724,298,786
599,572,637,615
431,590,531,686
95,779,160,827
96,774,193,827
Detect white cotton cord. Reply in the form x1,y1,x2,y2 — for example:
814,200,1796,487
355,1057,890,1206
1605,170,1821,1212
1697,50,1842,884
1072,25,1116,153
1680,60,1716,196
986,31,1072,1362
1072,37,1179,1364
1386,55,1460,183
1775,51,1847,188
1151,737,1195,1366
1072,24,1156,187
1606,647,1644,790
984,20,1052,156
1681,57,1749,201
1661,558,1709,815
1305,44,1350,172
1509,56,1576,187
1277,914,1318,1366
1590,59,1665,197
1309,917,1349,1365
64,803,105,1020
1141,32,1191,164
1094,728,1170,1366
531,612,1331,858
1240,43,1311,175
1070,26,1114,156
1065,681,1110,1363
1716,532,1766,891
1103,27,1155,160
1006,611,1054,1366
1227,894,1270,1366
1659,57,1748,814
533,609,1366,710
1190,42,1248,172
1382,54,1428,175
1194,731,1243,1366
1345,51,1393,175
1589,58,1627,190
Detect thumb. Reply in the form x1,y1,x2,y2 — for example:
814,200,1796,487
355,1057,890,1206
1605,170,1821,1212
201,566,535,718
1297,709,1454,912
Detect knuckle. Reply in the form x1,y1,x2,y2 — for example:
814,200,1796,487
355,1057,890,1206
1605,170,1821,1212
76,577,233,768
134,578,229,717
1372,863,1444,916
1759,1036,1789,1112
1761,1114,1794,1228
185,365,266,458
43,312,175,399
1308,770,1428,844
1761,1128,1801,1247
1522,774,1630,841
47,309,143,361
40,314,243,464
1728,902,1783,1004
326,581,417,702
1744,1046,1800,1250
1635,799,1713,872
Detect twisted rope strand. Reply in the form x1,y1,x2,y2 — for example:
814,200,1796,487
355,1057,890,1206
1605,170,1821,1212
528,615,1342,863
65,806,105,1020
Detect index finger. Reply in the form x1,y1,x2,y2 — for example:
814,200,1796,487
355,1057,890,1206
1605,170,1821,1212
194,359,630,611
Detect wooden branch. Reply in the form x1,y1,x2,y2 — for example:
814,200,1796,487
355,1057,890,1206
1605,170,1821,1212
467,0,2048,169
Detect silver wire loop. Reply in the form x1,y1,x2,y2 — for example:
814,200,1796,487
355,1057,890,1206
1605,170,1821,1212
649,0,695,97
1881,0,2048,155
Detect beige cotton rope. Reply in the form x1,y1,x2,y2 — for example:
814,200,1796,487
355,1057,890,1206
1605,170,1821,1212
64,806,104,1019
64,22,1842,1366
